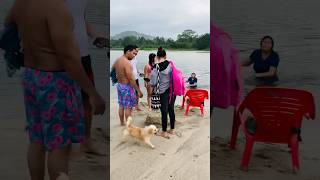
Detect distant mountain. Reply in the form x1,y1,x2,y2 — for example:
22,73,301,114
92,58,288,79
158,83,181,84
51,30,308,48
111,31,155,40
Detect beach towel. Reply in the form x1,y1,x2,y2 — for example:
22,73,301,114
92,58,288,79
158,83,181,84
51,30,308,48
151,64,161,110
0,24,24,77
211,23,243,109
110,68,118,86
168,60,185,102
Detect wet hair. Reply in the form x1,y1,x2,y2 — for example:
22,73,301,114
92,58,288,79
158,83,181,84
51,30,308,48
148,53,156,67
260,36,274,50
157,47,166,58
124,45,138,53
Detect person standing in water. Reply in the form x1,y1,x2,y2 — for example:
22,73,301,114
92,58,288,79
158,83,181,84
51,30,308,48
5,0,105,179
65,0,108,155
144,53,156,111
242,36,280,86
112,45,143,126
150,47,176,139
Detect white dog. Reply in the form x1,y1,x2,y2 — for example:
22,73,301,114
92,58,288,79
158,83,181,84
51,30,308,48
123,116,158,148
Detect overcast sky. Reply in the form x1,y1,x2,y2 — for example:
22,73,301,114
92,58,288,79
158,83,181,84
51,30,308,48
110,0,210,39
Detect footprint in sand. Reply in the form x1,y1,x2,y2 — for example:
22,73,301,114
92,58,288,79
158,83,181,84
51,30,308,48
160,152,166,156
129,150,136,155
277,168,291,174
255,153,271,160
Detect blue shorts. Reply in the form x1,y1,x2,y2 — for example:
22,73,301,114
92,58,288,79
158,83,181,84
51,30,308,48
117,83,137,109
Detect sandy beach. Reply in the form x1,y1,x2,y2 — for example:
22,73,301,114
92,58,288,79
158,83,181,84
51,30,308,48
0,47,109,180
213,0,320,179
110,98,210,180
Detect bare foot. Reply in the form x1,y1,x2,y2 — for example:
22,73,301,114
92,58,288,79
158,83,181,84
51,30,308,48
81,139,106,156
136,107,143,111
57,172,69,180
168,129,182,137
159,132,170,139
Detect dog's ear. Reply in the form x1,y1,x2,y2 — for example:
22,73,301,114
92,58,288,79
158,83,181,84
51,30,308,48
148,128,154,134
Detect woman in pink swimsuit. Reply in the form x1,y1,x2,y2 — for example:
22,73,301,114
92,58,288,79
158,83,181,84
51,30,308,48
144,53,156,110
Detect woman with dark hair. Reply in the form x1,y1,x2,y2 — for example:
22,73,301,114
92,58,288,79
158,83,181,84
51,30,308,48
242,36,280,85
150,47,176,138
144,53,156,110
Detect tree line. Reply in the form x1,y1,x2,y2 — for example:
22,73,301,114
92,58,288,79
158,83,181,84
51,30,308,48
111,30,210,50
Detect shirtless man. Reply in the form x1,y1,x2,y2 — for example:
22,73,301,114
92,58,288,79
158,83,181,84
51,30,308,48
65,0,108,155
5,0,105,179
112,45,143,125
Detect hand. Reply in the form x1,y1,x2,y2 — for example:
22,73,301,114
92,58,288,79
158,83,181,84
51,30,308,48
93,37,108,48
89,90,106,115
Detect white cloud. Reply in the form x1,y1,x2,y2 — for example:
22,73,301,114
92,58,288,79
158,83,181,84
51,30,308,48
110,0,210,39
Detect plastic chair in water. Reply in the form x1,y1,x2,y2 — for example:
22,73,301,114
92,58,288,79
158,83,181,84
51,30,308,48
229,87,316,172
182,89,209,117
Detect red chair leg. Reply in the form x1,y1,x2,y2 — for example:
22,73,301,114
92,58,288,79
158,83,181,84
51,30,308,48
185,104,190,116
200,105,204,117
241,135,255,171
181,96,185,109
230,108,240,149
290,135,300,172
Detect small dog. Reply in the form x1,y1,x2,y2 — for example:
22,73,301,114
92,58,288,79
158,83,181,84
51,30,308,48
123,116,158,148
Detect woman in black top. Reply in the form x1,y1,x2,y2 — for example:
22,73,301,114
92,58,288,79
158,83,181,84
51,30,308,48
242,36,280,86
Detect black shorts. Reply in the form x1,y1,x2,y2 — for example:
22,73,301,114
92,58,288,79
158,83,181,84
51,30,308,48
81,55,95,101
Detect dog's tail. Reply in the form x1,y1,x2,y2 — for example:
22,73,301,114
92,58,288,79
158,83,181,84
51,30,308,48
126,116,132,128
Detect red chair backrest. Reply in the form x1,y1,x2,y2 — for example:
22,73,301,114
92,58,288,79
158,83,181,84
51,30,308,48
185,89,209,106
238,87,315,143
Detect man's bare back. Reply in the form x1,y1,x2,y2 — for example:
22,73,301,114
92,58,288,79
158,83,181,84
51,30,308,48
6,0,105,114
6,0,80,71
113,56,134,84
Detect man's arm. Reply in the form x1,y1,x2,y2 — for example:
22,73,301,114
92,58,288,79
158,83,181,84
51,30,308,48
242,57,253,66
47,2,96,96
124,63,140,92
85,20,97,40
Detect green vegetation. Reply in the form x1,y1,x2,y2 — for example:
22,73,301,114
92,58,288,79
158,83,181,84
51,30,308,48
111,30,210,51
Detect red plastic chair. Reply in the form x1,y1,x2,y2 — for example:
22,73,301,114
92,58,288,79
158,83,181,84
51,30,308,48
182,89,209,117
229,87,316,172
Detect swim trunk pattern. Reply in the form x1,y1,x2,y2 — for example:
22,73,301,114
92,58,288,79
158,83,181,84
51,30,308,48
22,68,85,151
117,83,137,108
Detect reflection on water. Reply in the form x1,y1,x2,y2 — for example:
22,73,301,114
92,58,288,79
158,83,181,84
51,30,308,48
214,0,320,105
